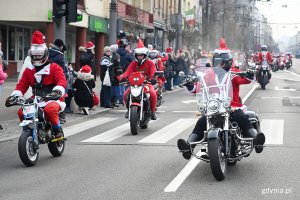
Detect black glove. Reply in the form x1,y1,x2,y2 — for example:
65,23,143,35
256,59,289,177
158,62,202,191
44,90,62,100
150,79,157,85
245,71,254,80
183,77,193,86
116,68,123,75
5,95,18,107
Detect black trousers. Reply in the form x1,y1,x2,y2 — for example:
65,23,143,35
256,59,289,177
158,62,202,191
190,109,253,142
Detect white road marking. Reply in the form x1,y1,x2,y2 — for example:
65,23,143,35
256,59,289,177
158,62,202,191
64,118,118,138
275,86,296,91
242,84,258,104
284,70,300,78
164,150,203,192
260,119,284,145
261,96,300,99
81,119,159,143
81,123,130,143
138,118,197,144
172,111,198,113
181,100,197,104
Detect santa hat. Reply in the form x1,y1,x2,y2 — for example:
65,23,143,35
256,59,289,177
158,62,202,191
81,65,92,74
166,47,173,53
136,39,144,48
31,31,46,45
214,38,230,54
86,41,95,49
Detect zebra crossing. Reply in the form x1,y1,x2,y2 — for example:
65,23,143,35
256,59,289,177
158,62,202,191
61,116,285,146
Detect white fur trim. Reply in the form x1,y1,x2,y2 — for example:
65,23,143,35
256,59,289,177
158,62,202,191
214,49,230,54
11,90,23,97
53,85,65,96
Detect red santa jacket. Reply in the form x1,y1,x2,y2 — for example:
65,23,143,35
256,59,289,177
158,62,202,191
12,62,67,97
257,51,273,64
120,59,156,80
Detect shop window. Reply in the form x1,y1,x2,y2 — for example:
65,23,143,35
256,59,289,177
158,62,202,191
0,25,7,60
8,26,15,61
24,28,30,57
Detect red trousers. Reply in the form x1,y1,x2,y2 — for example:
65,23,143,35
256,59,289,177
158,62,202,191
18,102,61,126
123,84,157,112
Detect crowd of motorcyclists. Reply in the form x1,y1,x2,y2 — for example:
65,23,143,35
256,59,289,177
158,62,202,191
3,29,295,172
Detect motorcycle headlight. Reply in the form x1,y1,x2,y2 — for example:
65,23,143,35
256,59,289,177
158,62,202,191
223,97,231,109
208,100,220,113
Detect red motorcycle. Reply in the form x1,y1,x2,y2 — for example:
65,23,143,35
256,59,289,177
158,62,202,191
125,72,152,135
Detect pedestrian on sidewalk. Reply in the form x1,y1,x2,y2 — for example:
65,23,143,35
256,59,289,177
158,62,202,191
49,39,69,123
0,42,8,130
100,46,113,108
79,41,96,81
0,42,8,98
110,48,123,107
73,65,95,115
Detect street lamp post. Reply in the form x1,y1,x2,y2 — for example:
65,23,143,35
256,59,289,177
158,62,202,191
109,0,117,45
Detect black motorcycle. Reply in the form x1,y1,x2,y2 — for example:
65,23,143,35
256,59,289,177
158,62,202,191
189,67,262,181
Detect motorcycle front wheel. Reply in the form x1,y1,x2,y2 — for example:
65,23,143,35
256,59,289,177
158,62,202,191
130,106,140,135
18,130,39,167
208,137,227,181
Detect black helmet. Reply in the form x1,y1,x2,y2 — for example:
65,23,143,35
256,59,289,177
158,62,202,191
118,38,128,48
212,51,233,72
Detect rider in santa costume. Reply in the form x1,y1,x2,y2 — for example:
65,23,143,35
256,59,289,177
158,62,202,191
177,38,266,160
7,31,67,138
118,38,158,120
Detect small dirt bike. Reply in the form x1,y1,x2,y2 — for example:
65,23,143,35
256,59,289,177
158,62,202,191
189,67,262,181
6,95,65,167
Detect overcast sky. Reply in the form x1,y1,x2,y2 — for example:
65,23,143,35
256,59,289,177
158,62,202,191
256,0,300,41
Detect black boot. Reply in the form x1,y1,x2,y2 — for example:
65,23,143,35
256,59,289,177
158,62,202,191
111,96,119,108
247,128,265,153
53,127,64,139
177,133,199,160
59,111,66,124
150,112,157,120
125,110,129,118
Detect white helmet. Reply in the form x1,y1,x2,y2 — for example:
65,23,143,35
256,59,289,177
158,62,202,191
30,44,49,67
134,47,148,65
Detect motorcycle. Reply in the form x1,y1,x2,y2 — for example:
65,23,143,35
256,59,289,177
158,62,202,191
6,95,65,167
189,67,261,181
123,71,157,135
285,58,292,69
256,62,269,90
154,71,165,107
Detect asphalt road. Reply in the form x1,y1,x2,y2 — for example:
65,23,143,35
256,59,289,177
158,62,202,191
1,62,300,200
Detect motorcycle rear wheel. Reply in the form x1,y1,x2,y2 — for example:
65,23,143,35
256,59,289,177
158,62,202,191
48,139,65,157
18,130,39,167
208,138,227,181
130,106,140,135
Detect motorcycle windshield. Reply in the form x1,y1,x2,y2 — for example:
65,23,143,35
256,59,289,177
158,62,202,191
195,67,233,113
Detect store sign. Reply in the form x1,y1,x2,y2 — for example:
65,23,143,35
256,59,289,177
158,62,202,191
89,16,108,33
